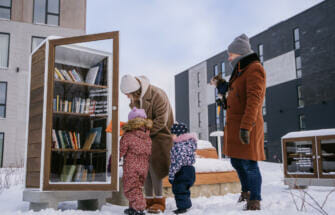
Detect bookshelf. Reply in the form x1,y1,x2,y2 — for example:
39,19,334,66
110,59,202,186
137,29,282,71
25,32,119,191
282,131,335,188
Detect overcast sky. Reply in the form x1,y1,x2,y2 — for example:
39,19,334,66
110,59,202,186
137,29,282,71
86,0,323,121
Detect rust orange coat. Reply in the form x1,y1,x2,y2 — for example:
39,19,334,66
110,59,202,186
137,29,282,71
223,53,266,161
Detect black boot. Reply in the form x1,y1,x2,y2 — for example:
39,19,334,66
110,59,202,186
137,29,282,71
128,209,145,215
173,208,188,214
124,207,133,214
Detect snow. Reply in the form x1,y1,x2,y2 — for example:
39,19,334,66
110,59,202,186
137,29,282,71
282,128,335,139
209,131,224,137
197,140,215,149
1,162,335,214
194,158,234,173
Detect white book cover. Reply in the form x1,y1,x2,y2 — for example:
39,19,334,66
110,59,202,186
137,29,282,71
85,66,99,84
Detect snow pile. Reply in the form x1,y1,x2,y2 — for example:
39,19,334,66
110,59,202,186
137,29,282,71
0,168,24,192
194,158,234,173
197,140,215,149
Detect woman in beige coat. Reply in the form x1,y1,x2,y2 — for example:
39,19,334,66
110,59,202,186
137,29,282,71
120,75,174,213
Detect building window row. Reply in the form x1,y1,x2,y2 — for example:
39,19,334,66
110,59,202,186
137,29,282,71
198,112,201,128
294,28,300,50
258,44,264,63
0,0,11,20
299,114,306,130
34,0,60,26
0,82,7,118
0,33,47,68
197,92,201,107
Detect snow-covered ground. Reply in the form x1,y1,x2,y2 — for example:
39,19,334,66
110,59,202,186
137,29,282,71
1,162,335,215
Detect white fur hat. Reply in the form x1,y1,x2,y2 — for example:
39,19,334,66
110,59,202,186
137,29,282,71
120,74,140,94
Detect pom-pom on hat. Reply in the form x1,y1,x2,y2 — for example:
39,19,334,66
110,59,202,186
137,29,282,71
170,122,188,136
128,107,147,121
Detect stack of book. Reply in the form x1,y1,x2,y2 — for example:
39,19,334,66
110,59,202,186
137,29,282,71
52,127,102,150
52,129,81,149
60,165,96,182
53,95,93,114
54,68,83,82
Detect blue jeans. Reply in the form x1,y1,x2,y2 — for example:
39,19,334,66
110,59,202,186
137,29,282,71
230,158,262,201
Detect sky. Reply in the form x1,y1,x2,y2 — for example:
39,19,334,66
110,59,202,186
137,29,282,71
86,0,323,122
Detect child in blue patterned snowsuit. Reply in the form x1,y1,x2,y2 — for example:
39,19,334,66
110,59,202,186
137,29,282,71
169,123,197,214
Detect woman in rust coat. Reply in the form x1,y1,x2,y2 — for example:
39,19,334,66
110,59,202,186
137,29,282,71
223,34,266,211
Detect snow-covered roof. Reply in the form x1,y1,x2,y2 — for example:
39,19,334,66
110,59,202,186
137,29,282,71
282,128,335,139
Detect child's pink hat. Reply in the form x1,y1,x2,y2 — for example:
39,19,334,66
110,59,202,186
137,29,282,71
128,107,147,120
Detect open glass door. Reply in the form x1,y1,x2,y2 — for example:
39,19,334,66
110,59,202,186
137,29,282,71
43,32,119,191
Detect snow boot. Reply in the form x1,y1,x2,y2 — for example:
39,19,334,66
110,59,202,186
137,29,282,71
125,208,145,215
173,208,188,214
145,198,154,210
237,191,250,203
245,200,261,210
147,197,165,214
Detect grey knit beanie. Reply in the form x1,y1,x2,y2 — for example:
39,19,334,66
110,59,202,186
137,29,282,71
228,34,253,55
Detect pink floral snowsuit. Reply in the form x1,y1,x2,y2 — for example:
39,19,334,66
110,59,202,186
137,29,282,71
120,127,152,211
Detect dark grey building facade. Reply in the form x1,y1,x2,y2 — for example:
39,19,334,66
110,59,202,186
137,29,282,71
175,0,335,162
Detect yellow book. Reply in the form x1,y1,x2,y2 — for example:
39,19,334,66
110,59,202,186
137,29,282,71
54,68,65,80
56,95,59,112
68,101,72,112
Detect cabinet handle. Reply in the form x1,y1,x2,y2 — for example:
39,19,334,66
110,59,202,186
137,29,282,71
112,106,117,111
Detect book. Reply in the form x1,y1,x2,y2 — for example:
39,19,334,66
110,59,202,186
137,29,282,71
58,130,66,148
52,129,58,149
74,165,84,182
60,165,77,182
82,132,97,150
85,66,99,84
55,130,62,148
56,95,59,112
89,127,102,149
71,69,83,82
60,69,72,81
54,68,65,80
94,63,103,85
67,70,76,82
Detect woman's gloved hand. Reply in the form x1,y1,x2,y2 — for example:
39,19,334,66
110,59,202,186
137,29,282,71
239,128,250,144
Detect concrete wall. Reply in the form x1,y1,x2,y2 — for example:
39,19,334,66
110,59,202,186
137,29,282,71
175,71,190,130
188,61,208,140
0,20,85,167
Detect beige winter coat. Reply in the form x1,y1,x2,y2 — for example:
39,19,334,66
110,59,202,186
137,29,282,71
130,76,174,179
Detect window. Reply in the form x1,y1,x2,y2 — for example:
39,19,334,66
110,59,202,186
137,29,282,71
0,132,3,167
0,0,11,20
299,115,306,130
295,56,302,78
33,0,60,26
293,28,300,50
198,133,202,140
197,72,200,88
262,97,266,115
221,62,225,77
297,85,304,108
198,112,201,128
31,36,46,52
264,121,268,140
197,92,201,107
258,44,264,63
0,33,9,68
214,64,218,76
0,82,7,118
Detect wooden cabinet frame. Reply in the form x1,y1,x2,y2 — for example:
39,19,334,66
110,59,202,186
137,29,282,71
26,32,120,191
282,137,317,178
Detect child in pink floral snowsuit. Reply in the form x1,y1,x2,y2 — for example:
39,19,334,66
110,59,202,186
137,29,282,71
120,107,152,215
